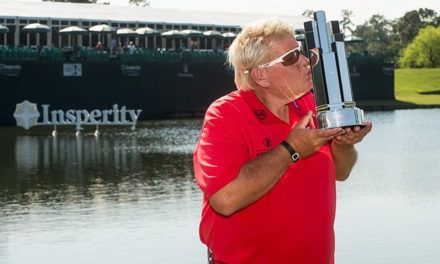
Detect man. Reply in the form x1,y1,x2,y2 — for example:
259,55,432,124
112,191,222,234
193,18,372,264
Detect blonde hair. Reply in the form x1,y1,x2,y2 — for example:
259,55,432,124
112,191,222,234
227,18,295,90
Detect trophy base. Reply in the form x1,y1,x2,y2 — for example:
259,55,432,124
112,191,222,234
317,107,365,129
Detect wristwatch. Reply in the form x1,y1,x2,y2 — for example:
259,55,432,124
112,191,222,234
280,140,300,163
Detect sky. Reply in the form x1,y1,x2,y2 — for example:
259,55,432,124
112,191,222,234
26,0,440,26
103,0,439,25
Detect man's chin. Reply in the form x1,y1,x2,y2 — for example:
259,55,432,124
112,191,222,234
293,89,312,101
304,84,313,94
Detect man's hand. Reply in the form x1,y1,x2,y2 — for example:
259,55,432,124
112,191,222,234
286,111,343,158
333,121,373,148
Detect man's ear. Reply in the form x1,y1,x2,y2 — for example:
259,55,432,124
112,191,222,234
250,68,270,88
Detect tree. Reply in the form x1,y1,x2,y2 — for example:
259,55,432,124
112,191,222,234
301,9,354,35
396,8,439,46
42,0,97,3
129,0,150,7
340,9,355,35
418,8,439,26
399,26,440,68
352,16,390,53
301,9,315,19
350,14,402,64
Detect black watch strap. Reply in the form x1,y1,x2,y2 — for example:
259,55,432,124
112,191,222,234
280,140,300,163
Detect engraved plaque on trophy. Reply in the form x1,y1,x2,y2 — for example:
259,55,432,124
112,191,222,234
304,10,365,129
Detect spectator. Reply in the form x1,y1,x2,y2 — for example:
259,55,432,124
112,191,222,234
95,41,102,51
129,41,136,54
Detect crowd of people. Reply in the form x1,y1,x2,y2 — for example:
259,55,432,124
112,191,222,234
91,38,232,55
95,40,137,55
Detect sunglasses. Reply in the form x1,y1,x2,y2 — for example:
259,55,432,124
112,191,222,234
244,43,319,74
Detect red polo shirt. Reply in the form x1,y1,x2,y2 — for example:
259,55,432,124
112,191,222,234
193,90,336,264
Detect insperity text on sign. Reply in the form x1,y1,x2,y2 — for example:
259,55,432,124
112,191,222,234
13,100,142,134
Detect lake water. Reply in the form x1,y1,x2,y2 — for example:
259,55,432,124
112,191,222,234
0,109,439,264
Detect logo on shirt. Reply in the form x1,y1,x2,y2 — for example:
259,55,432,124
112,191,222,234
255,109,266,120
263,137,272,147
256,137,272,156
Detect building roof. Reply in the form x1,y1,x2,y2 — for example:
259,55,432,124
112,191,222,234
0,0,307,29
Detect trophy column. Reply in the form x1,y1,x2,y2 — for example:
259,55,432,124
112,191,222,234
304,11,365,129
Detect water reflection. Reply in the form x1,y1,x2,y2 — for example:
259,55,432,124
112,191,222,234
14,135,140,181
1,119,201,206
15,136,39,174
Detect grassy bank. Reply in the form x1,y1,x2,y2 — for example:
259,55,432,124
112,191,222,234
394,68,440,105
357,68,440,108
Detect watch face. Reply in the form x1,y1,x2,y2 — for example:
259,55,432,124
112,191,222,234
292,153,300,162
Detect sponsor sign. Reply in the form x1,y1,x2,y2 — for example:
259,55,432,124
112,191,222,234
381,66,394,77
121,64,141,76
63,63,82,77
177,62,194,78
0,63,22,76
13,100,142,132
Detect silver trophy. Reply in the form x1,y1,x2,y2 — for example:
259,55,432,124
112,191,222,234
304,11,365,129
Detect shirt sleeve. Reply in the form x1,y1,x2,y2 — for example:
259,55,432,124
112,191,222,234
193,101,249,199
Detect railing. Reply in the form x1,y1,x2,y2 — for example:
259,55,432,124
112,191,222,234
0,46,227,63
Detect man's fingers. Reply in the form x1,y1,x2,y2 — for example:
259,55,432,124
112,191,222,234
353,122,373,139
335,122,373,144
316,127,343,139
363,121,373,134
308,117,316,129
345,129,355,139
296,111,313,129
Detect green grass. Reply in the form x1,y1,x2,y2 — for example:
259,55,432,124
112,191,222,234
395,68,440,105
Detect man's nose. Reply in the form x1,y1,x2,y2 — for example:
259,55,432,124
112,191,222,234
298,53,310,67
